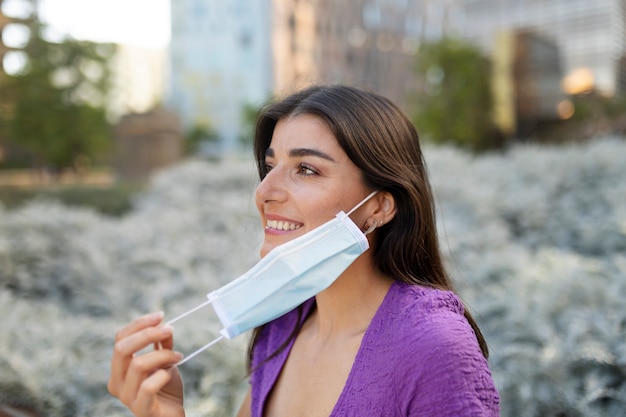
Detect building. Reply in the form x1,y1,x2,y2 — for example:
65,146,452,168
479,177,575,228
168,0,460,150
459,0,626,96
168,0,273,152
167,0,626,151
492,29,566,136
114,108,183,182
272,0,462,107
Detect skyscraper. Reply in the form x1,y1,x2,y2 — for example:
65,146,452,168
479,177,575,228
168,0,461,149
460,0,626,95
167,0,626,151
168,0,272,151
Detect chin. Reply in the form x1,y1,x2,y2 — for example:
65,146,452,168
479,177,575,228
259,244,272,258
259,232,302,258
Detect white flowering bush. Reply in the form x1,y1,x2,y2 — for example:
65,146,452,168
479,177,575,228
0,159,261,417
426,137,626,416
1,138,625,416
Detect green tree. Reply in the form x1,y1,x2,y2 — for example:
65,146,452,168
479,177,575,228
2,18,114,173
184,123,218,155
412,37,497,150
238,100,265,149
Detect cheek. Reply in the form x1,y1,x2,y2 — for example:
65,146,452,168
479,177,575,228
351,214,368,230
306,204,342,228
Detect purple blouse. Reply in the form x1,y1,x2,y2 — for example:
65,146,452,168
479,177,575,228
250,281,500,416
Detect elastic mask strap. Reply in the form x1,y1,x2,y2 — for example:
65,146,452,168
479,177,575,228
172,335,224,367
346,191,379,216
165,299,224,367
166,299,213,326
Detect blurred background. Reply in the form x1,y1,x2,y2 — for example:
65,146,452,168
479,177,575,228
2,0,626,186
0,1,625,417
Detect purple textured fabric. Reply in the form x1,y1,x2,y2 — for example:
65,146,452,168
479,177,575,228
250,281,500,416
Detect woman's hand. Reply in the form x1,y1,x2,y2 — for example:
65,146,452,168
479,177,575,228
108,312,186,417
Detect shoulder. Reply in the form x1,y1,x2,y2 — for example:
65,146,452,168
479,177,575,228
380,282,482,365
375,282,500,415
394,281,465,315
391,284,485,370
383,282,468,343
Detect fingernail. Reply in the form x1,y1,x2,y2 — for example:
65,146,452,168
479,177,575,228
149,311,164,322
160,325,174,335
174,351,184,360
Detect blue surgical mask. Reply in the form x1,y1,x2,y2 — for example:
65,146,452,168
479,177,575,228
167,191,378,366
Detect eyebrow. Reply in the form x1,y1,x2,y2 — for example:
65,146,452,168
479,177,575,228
265,147,336,162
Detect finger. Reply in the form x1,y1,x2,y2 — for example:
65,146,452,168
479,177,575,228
115,311,164,343
110,325,174,393
116,325,174,357
132,369,174,416
160,333,174,351
123,349,183,405
153,333,173,351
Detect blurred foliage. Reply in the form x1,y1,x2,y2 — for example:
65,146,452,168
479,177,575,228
570,91,626,121
0,18,114,173
0,183,141,216
238,101,263,148
533,91,626,142
411,37,500,150
184,123,218,155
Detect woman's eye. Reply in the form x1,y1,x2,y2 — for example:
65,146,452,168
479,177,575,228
264,163,274,173
298,164,317,176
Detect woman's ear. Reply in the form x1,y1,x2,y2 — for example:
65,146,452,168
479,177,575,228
374,191,397,224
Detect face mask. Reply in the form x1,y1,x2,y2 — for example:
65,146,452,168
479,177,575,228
167,191,378,366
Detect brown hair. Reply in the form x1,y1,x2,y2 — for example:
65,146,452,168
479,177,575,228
248,85,489,370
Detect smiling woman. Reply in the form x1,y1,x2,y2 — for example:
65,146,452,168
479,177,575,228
256,114,371,258
108,85,500,417
245,85,499,417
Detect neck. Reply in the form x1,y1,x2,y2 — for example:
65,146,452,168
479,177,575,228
311,254,393,339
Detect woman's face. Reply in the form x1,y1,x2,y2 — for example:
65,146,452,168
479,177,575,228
255,114,372,257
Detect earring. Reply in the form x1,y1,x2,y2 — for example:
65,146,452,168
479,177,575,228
363,222,377,235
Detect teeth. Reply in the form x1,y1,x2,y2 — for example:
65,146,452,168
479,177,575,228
267,220,302,231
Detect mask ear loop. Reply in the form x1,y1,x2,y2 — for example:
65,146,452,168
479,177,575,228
171,335,224,367
161,299,225,367
347,191,378,236
347,191,378,216
166,299,213,325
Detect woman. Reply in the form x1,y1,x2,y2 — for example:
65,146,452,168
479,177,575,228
108,85,500,417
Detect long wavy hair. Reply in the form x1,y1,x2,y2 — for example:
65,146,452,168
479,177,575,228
248,85,488,370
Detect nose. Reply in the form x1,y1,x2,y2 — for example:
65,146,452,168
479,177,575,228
255,165,288,205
